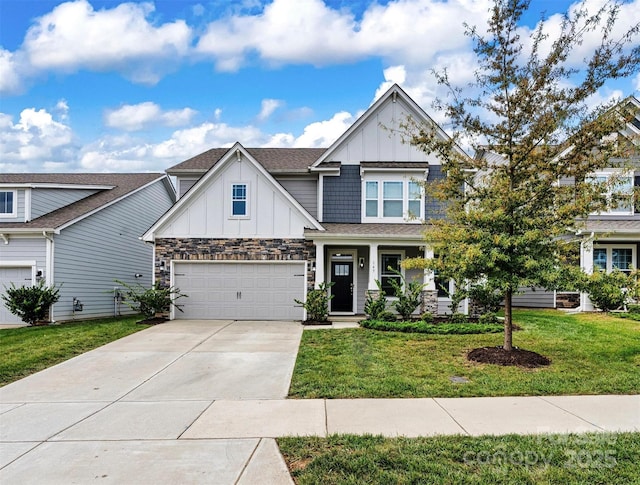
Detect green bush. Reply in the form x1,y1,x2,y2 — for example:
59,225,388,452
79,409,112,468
387,270,425,320
478,311,499,324
360,319,502,334
627,304,640,314
1,281,60,326
295,282,334,322
116,280,187,318
419,312,434,323
448,312,469,324
586,270,630,312
364,280,388,320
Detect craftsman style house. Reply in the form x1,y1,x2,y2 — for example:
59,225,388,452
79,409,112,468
143,85,467,321
0,173,175,324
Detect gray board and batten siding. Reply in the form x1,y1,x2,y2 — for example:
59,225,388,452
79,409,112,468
31,189,99,219
52,179,175,321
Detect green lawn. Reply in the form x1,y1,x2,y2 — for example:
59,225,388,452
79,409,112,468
278,433,640,485
289,309,640,398
0,316,149,386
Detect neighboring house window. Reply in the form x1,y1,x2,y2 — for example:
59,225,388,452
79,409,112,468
0,191,16,217
231,183,247,217
362,177,424,222
593,245,635,274
380,252,403,295
589,171,634,215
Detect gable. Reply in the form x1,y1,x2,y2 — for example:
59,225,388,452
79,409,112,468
149,145,322,240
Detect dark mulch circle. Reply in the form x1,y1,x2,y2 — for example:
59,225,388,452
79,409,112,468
137,317,168,325
467,346,551,368
301,320,333,326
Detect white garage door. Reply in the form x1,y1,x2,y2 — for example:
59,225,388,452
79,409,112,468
0,266,33,324
173,262,306,320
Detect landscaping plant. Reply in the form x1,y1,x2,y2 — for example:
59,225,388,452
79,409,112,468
1,280,60,326
295,281,334,322
585,269,634,312
115,280,187,319
387,271,425,321
363,279,391,320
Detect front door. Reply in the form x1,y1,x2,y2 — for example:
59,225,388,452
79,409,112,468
331,261,353,312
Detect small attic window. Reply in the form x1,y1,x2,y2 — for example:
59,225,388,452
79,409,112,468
231,183,248,217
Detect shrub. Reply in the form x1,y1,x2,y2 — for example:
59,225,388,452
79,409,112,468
1,281,61,325
295,282,334,322
478,311,499,324
116,280,187,318
364,280,388,320
627,304,640,314
360,319,502,334
586,270,631,312
448,312,469,324
468,282,504,313
387,271,425,320
419,312,434,323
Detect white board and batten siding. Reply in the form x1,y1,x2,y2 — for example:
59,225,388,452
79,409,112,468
329,96,439,165
173,261,305,321
52,180,175,321
155,157,311,239
0,237,46,324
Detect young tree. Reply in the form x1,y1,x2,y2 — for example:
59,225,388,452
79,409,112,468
406,0,639,351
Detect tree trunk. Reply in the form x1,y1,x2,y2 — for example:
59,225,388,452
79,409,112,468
503,288,513,351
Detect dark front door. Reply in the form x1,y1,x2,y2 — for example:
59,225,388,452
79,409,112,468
331,261,353,312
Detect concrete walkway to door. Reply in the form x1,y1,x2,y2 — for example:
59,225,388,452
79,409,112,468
0,320,302,484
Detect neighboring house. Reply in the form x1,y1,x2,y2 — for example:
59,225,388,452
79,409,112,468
0,173,176,324
143,84,467,321
511,96,640,310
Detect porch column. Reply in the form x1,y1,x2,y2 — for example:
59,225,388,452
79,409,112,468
368,243,379,290
580,237,594,311
315,241,325,288
423,246,436,291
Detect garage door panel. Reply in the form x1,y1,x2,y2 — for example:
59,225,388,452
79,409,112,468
174,262,304,321
0,266,34,324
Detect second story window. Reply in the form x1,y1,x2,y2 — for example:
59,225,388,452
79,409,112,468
589,171,634,215
231,183,247,217
0,191,16,217
362,177,424,222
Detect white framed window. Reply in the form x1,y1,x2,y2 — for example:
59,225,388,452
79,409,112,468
0,190,16,218
230,183,249,218
593,245,636,274
589,170,634,215
362,176,424,222
379,251,404,296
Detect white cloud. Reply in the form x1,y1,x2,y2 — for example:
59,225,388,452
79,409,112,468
0,49,23,95
634,73,640,93
257,99,282,122
105,102,197,131
291,111,355,148
0,108,76,172
22,0,192,84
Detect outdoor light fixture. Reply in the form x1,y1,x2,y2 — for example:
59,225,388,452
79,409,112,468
359,257,365,269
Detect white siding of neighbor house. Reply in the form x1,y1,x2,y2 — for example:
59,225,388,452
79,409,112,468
178,178,199,198
31,189,99,219
52,180,174,321
329,96,439,165
275,177,318,218
512,288,555,308
156,157,312,239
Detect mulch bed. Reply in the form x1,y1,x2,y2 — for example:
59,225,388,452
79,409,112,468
301,320,333,326
137,317,168,325
467,346,551,368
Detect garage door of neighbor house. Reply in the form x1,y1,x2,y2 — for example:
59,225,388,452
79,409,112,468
0,266,33,324
173,262,306,320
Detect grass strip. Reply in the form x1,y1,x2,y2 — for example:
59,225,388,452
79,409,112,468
360,319,503,334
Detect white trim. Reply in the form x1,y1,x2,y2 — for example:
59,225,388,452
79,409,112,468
592,243,636,273
229,181,250,219
0,260,37,267
0,184,114,190
57,175,172,232
361,175,425,223
0,190,17,218
24,188,32,222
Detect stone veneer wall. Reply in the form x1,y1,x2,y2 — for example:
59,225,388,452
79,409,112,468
155,238,315,290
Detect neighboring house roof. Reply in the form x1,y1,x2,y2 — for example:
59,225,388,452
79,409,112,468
305,223,426,240
166,147,328,175
0,173,173,231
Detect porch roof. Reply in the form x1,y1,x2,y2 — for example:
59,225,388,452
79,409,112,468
305,223,427,241
583,219,640,234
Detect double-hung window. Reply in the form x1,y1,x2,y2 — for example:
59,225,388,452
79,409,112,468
380,253,403,295
0,191,16,217
362,177,424,222
231,183,248,217
589,170,634,215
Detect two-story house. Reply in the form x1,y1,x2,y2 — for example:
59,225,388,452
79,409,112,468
0,173,176,324
143,84,467,321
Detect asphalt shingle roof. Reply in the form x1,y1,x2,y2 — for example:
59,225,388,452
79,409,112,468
0,173,166,230
305,223,427,239
167,147,328,173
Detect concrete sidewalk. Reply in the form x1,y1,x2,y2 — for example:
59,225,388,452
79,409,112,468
1,320,638,484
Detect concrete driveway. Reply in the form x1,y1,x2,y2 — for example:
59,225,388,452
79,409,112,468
0,320,302,484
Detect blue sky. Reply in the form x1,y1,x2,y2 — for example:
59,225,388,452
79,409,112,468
1,0,638,173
